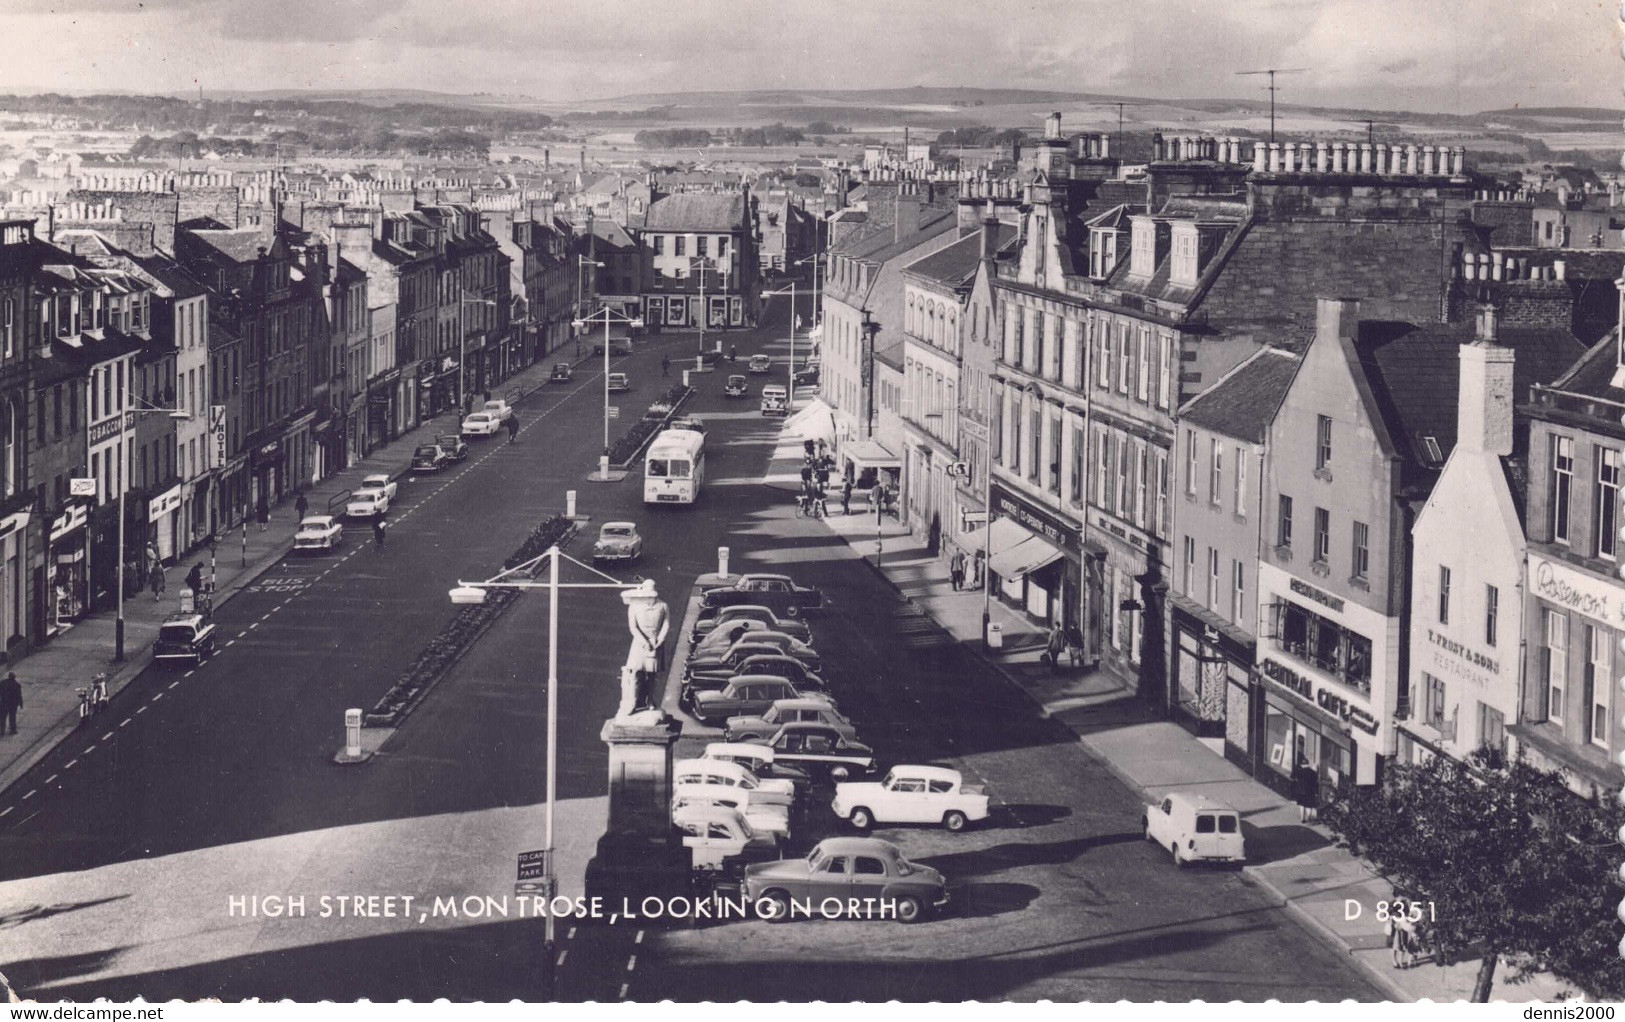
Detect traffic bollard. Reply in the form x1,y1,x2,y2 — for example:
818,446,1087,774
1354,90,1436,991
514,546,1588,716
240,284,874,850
718,546,730,578
682,369,692,388
345,708,362,759
694,355,703,373
566,490,577,519
598,455,610,478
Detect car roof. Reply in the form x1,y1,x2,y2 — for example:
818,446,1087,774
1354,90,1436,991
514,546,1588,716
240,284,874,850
704,742,774,761
771,698,831,711
602,521,637,530
718,604,776,616
363,472,392,479
676,757,752,777
466,412,491,418
740,573,793,583
773,720,837,733
162,613,207,627
299,515,335,526
671,803,747,826
1164,792,1240,812
722,673,795,687
887,764,961,782
813,836,901,857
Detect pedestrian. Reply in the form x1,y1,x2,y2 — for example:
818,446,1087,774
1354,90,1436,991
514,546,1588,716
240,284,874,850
0,672,20,736
295,492,308,521
185,562,204,595
661,355,670,378
949,549,966,591
800,464,813,489
256,502,270,532
841,478,853,515
483,389,492,403
372,518,387,551
812,485,828,518
1045,623,1066,673
149,562,166,602
1291,751,1319,823
729,344,737,363
803,438,815,459
506,416,519,443
972,548,986,588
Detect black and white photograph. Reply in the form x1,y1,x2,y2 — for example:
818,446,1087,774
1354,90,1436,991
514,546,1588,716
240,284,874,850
0,0,1620,1007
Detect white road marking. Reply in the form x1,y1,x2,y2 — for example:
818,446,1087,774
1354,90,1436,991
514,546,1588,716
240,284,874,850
634,930,645,944
0,807,11,818
168,681,180,690
119,718,131,727
248,622,258,631
151,691,163,702
567,927,576,940
91,741,105,750
44,774,56,785
184,670,195,678
618,984,629,1000
134,706,147,715
626,955,637,972
556,949,568,966
21,789,34,800
63,759,77,769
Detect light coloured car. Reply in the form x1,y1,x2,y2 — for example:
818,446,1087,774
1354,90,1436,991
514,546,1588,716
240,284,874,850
293,515,343,551
702,742,810,788
832,766,990,832
344,487,390,519
481,399,514,422
359,473,398,502
748,353,772,374
671,784,791,841
692,604,812,645
461,411,500,437
691,619,770,657
741,837,949,924
691,676,810,725
1143,792,1246,867
725,698,858,744
673,804,779,872
674,757,794,807
607,372,631,393
592,521,643,562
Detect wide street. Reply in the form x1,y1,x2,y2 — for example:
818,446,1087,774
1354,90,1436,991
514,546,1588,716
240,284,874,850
0,284,1382,1002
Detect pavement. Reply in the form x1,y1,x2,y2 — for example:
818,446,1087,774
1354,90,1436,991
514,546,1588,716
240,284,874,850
811,500,1577,1003
0,356,566,799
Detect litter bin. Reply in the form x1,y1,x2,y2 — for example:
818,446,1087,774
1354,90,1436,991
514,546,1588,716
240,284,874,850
987,623,1004,649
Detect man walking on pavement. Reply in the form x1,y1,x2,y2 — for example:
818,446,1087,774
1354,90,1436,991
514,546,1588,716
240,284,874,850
256,502,270,532
972,548,986,588
661,355,670,378
841,477,853,515
0,673,20,735
295,492,308,522
373,518,387,552
949,549,966,591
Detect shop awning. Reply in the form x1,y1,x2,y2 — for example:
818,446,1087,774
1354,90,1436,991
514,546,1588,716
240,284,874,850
843,439,900,471
784,398,836,445
989,532,1065,578
960,516,1029,558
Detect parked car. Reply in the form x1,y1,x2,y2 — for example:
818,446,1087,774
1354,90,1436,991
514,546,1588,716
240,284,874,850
685,641,795,684
359,473,399,502
702,742,812,788
725,698,858,744
435,436,468,462
692,604,812,645
724,374,749,398
672,785,791,842
550,362,573,383
482,399,514,422
411,444,448,473
592,336,634,357
461,411,500,437
673,804,780,873
793,368,818,389
345,487,391,519
690,618,771,657
592,521,643,562
674,757,795,807
691,676,815,725
693,654,828,697
760,385,788,416
748,353,772,374
668,416,705,436
741,837,949,923
745,722,875,780
1142,793,1247,867
607,372,631,393
153,612,217,666
293,515,344,551
699,574,823,617
689,632,820,674
833,766,990,832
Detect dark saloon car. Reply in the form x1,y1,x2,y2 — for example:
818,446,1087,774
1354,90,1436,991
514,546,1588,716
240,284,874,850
745,722,874,780
411,444,448,473
699,573,823,618
742,837,948,923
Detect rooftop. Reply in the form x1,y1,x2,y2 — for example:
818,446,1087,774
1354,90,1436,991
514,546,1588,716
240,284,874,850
1179,346,1302,443
642,193,747,233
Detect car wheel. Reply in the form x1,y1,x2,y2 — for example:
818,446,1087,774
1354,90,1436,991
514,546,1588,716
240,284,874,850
1142,817,1151,841
757,890,792,923
849,807,872,830
784,606,801,618
943,810,968,832
830,765,851,781
1172,843,1188,868
894,896,923,924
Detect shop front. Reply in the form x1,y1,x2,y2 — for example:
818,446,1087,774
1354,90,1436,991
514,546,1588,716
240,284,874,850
1255,656,1371,804
841,439,900,492
367,368,401,452
249,441,284,517
147,483,182,565
1170,600,1254,751
987,483,1080,630
0,508,29,652
47,503,89,633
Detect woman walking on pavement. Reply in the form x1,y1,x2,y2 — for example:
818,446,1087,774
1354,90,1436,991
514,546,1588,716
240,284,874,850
295,492,308,521
149,561,166,601
1292,748,1320,823
256,502,270,532
372,518,387,552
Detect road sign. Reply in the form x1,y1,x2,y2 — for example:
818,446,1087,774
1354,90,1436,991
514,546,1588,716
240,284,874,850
608,406,620,420
517,849,549,881
69,477,97,498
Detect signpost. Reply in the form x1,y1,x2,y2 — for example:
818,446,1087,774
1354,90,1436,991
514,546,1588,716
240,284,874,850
607,406,620,420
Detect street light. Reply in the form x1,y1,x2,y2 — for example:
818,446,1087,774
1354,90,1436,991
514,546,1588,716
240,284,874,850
686,257,728,356
572,306,644,477
115,395,193,661
449,545,639,997
760,282,803,413
575,257,603,358
458,290,498,414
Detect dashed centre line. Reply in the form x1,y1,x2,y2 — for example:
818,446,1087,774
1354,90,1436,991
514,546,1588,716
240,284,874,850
63,759,77,769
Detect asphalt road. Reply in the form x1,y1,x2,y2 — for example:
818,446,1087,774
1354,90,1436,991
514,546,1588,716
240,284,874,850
0,282,1382,1002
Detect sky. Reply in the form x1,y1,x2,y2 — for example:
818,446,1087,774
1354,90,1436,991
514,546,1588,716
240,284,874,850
0,0,1615,115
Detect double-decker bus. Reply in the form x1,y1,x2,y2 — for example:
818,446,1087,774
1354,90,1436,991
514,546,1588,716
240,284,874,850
644,429,707,504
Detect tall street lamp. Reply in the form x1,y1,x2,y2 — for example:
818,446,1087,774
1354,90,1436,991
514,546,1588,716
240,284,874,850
687,257,727,356
116,395,193,660
759,283,803,413
458,290,498,413
572,306,644,476
575,257,604,358
449,545,638,998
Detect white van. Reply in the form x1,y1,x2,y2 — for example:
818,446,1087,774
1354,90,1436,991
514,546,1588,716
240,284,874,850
1142,792,1246,867
760,385,788,417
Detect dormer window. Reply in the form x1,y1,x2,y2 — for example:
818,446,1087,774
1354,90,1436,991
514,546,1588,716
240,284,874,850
1170,224,1199,287
1129,218,1158,279
1419,435,1443,465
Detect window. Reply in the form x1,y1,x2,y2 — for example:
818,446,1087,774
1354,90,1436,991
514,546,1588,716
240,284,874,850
1048,415,1062,494
1546,609,1568,725
1154,451,1168,535
1184,432,1197,496
1208,439,1222,505
1438,565,1451,624
696,236,708,257
1010,404,1021,473
853,857,886,876
1425,673,1447,729
1313,507,1330,563
1597,447,1620,559
1098,429,1113,509
652,236,664,255
1117,325,1131,393
1116,436,1131,517
674,236,685,257
1351,521,1370,581
1316,415,1332,470
1485,585,1499,647
1097,320,1112,388
1183,536,1195,596
1207,547,1220,609
1552,435,1574,544
1277,494,1293,549
1586,625,1610,747
717,236,728,257
1232,560,1245,625
1233,446,1247,516
1136,328,1150,401
992,392,1003,463
1070,425,1084,503
1479,702,1506,752
1028,407,1041,482
1157,334,1172,409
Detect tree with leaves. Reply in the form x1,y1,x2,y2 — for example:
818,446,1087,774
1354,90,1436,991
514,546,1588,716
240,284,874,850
1322,748,1625,1001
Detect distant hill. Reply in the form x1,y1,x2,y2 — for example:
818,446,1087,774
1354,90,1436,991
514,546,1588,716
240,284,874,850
588,86,1123,109
1476,106,1623,121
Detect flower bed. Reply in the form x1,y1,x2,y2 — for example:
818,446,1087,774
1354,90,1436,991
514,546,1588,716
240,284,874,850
609,384,693,468
365,514,575,727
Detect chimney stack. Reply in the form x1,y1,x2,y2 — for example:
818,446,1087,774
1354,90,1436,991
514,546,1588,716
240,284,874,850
1315,296,1361,346
1044,112,1062,140
1459,302,1515,457
980,210,998,261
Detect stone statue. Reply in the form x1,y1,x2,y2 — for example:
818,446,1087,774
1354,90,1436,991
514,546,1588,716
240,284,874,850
616,579,670,720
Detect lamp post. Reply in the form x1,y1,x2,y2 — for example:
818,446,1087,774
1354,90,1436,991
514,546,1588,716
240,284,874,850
686,257,727,356
449,546,638,998
759,282,799,412
458,290,498,414
115,395,193,661
575,257,604,359
572,306,644,473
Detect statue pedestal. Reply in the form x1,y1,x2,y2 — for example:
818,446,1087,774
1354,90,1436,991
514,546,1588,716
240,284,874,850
583,714,691,908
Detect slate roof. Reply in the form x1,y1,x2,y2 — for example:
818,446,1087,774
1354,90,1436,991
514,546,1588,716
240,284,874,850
187,227,277,265
903,224,1019,288
1179,346,1301,443
642,193,746,233
133,252,208,300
